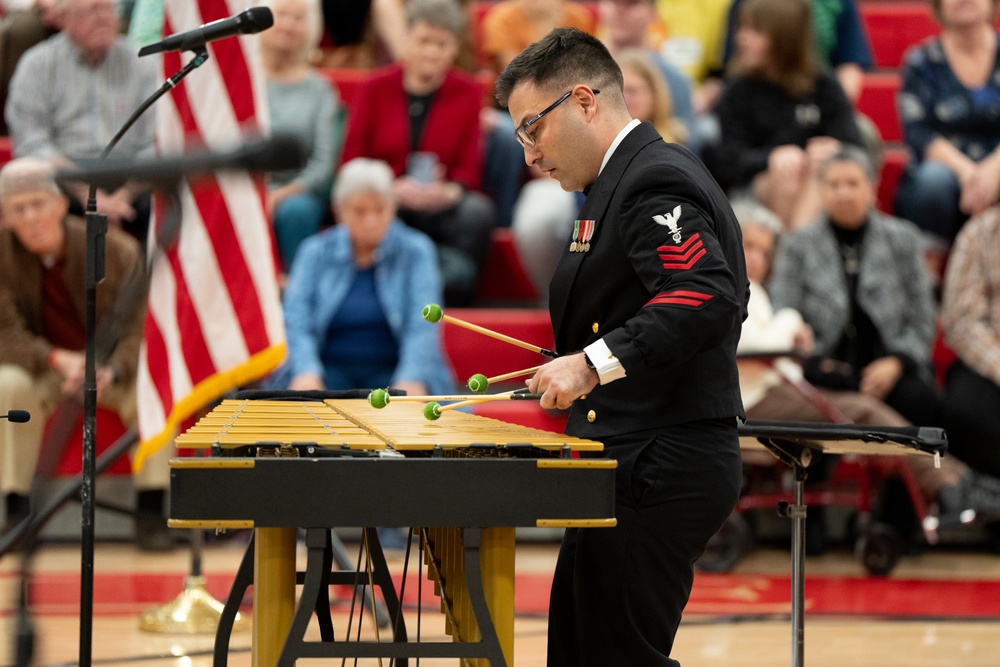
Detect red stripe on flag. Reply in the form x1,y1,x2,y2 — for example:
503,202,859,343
162,28,270,355
662,249,707,271
167,250,217,384
203,9,256,123
189,179,270,353
142,317,173,415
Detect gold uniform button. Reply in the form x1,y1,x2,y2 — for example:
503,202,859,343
580,394,587,400
587,410,596,423
592,322,599,333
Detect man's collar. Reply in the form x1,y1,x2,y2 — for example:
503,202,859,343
598,118,641,177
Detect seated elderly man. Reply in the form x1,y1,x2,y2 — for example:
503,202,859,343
5,0,157,247
0,157,172,551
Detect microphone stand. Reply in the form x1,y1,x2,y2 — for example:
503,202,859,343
79,48,209,667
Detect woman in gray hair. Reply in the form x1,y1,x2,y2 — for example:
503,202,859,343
278,157,454,396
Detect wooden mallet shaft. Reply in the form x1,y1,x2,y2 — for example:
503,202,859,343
423,389,543,419
486,365,543,384
468,366,544,393
422,304,557,358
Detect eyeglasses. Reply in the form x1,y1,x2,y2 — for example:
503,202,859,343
514,88,600,147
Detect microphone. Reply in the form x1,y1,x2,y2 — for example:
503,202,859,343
56,134,307,189
138,7,273,56
2,410,30,423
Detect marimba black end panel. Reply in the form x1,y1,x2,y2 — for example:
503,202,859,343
170,457,615,528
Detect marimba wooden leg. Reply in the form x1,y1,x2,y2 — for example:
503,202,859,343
253,527,297,667
480,527,516,667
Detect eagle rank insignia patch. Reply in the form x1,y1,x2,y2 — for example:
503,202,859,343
653,205,683,243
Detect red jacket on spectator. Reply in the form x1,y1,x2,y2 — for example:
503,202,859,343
340,64,483,191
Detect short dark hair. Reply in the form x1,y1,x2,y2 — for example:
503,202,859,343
495,27,624,108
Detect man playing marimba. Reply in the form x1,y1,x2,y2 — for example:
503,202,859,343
497,28,749,667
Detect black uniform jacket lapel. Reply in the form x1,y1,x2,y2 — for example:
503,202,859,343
548,122,664,349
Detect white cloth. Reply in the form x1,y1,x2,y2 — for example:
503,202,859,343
737,281,805,410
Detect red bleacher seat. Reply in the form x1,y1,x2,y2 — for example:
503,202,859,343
861,2,1000,69
443,307,553,386
44,407,131,476
0,136,12,166
476,228,539,303
473,400,568,433
858,72,902,143
442,307,563,431
877,147,908,215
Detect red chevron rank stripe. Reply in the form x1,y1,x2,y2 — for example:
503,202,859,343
646,290,715,308
658,232,706,271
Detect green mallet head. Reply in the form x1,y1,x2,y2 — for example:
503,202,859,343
423,402,442,420
422,303,444,323
467,373,489,393
368,388,390,409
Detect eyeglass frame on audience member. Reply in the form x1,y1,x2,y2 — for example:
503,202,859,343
514,88,601,147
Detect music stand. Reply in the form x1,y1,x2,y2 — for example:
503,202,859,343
736,420,947,667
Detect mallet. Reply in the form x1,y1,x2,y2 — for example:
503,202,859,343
467,365,543,393
421,304,557,358
368,387,542,410
421,390,543,420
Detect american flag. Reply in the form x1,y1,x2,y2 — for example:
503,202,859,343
133,0,286,470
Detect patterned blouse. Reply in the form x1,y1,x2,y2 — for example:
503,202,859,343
941,207,1000,386
898,35,1000,162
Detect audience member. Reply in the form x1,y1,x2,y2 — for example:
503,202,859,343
598,0,696,153
736,196,1000,545
768,147,941,427
279,157,454,396
0,1,59,135
895,0,1000,251
340,0,495,306
708,0,861,229
722,0,873,105
511,49,690,301
319,0,405,68
654,0,732,115
478,0,597,230
5,0,157,247
481,0,596,75
941,205,1000,480
260,0,340,273
0,157,173,551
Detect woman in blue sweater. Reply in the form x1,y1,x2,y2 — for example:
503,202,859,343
282,157,454,396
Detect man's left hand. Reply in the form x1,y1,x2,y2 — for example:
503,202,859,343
526,353,599,410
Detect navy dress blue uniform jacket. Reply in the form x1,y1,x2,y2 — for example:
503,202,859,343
550,121,749,438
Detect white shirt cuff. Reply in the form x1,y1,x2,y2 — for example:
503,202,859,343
584,338,627,385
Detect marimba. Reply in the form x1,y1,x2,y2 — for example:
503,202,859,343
168,397,617,667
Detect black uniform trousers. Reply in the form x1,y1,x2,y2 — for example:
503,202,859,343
547,417,742,667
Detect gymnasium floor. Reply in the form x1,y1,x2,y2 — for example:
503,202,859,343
1,532,999,667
